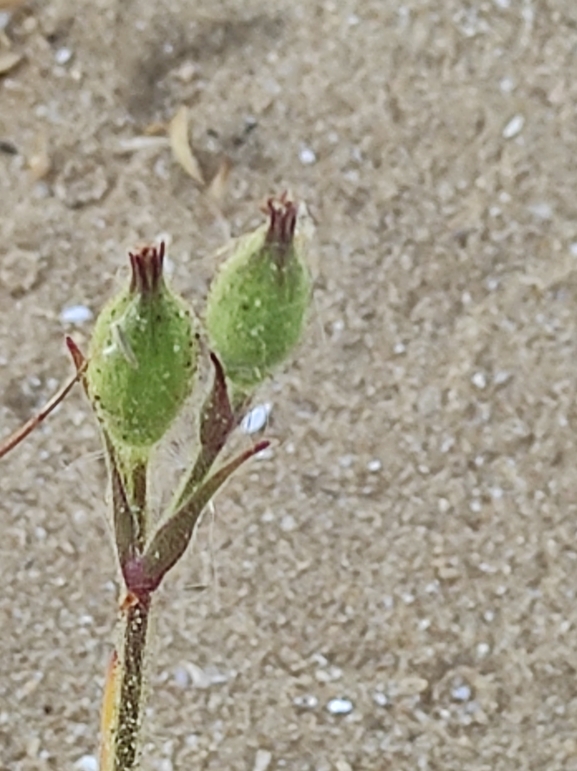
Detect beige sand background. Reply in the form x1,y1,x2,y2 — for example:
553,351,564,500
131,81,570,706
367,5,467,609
2,1,577,769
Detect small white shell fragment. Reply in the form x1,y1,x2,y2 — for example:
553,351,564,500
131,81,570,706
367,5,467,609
75,756,98,771
253,749,273,771
316,665,342,683
241,402,272,434
299,146,317,165
477,642,491,658
293,693,318,709
486,276,499,291
367,458,382,472
173,665,191,689
493,370,511,385
54,47,72,65
471,371,487,389
60,305,93,324
502,114,524,139
183,662,212,689
528,202,552,220
326,697,354,715
451,683,472,702
280,514,297,532
373,691,389,707
115,136,170,154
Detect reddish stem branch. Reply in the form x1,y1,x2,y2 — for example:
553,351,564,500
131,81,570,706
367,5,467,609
0,367,84,460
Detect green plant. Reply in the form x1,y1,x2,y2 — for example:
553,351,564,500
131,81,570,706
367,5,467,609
0,195,313,770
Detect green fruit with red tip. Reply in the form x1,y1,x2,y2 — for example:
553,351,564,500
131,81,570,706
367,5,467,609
205,196,312,393
86,243,197,448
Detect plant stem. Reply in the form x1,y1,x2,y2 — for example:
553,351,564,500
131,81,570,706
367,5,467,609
0,367,84,459
106,437,149,571
170,353,238,514
128,456,148,552
111,593,152,771
171,445,215,513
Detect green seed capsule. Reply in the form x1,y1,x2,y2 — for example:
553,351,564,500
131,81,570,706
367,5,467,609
86,243,197,448
205,196,312,394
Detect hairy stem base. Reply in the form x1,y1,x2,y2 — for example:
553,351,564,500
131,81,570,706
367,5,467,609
110,595,151,771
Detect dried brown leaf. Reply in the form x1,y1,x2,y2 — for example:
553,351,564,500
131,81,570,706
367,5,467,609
206,157,232,205
28,132,50,180
0,50,21,74
168,105,204,186
143,121,168,136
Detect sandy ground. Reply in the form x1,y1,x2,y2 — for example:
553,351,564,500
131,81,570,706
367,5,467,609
2,1,577,769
